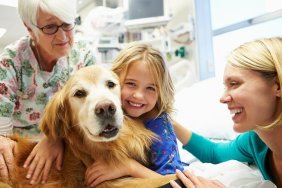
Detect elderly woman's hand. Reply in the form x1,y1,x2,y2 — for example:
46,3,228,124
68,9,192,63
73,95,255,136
170,169,226,188
0,136,16,183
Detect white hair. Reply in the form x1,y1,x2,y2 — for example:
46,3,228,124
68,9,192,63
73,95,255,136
18,0,77,38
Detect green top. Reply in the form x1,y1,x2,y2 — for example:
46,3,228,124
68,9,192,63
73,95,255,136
183,131,271,181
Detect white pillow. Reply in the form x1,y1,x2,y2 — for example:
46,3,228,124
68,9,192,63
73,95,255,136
173,77,238,140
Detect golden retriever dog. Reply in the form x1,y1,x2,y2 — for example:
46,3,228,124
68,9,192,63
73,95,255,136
7,65,177,188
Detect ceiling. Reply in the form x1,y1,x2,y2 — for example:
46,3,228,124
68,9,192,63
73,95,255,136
0,0,93,49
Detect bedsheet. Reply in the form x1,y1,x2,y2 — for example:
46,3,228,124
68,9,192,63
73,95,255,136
184,160,276,188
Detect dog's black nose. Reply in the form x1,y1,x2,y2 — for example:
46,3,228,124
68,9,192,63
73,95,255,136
95,100,116,117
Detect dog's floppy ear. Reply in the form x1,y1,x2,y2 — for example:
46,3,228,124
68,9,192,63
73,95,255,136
40,89,71,140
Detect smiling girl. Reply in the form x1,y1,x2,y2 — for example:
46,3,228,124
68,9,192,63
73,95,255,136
84,42,184,187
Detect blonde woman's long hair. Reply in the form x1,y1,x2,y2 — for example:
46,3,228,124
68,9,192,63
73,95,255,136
227,37,282,129
112,41,175,117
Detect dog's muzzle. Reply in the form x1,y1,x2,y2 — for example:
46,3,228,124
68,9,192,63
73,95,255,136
95,100,119,138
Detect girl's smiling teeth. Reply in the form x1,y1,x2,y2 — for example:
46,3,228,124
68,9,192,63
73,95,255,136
129,101,143,107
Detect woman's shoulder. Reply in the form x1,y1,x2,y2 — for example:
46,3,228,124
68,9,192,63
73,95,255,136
1,36,34,70
238,131,260,140
1,36,31,59
3,36,29,52
236,131,267,151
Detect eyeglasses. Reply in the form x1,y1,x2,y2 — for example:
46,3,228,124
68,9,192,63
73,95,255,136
34,22,76,35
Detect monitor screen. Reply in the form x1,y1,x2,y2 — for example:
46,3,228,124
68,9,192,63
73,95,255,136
125,0,170,29
128,0,164,20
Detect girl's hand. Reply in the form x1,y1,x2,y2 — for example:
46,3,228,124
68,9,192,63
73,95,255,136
23,137,64,184
0,136,15,182
85,160,130,187
170,169,226,188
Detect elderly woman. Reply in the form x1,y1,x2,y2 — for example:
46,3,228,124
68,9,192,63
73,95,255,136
0,0,95,184
171,37,282,188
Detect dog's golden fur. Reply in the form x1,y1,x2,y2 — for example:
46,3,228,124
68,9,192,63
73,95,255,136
7,65,177,188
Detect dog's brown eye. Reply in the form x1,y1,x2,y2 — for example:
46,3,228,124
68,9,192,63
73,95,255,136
107,81,116,89
74,90,87,98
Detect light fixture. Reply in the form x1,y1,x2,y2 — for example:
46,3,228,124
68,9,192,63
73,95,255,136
0,28,7,38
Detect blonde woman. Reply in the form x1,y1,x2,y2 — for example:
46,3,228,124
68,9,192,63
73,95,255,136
172,37,282,187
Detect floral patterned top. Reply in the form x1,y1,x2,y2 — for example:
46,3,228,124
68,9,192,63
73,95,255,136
145,112,184,175
0,36,96,136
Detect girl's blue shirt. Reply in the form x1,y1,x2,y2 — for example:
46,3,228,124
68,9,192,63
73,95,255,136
145,112,184,175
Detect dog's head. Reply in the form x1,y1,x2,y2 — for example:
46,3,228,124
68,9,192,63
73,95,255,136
40,65,124,142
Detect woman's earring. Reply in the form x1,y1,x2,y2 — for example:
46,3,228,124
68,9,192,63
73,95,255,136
31,40,35,47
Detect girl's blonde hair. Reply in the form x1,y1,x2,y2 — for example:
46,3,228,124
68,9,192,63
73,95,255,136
112,41,175,117
18,0,77,39
227,37,282,129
